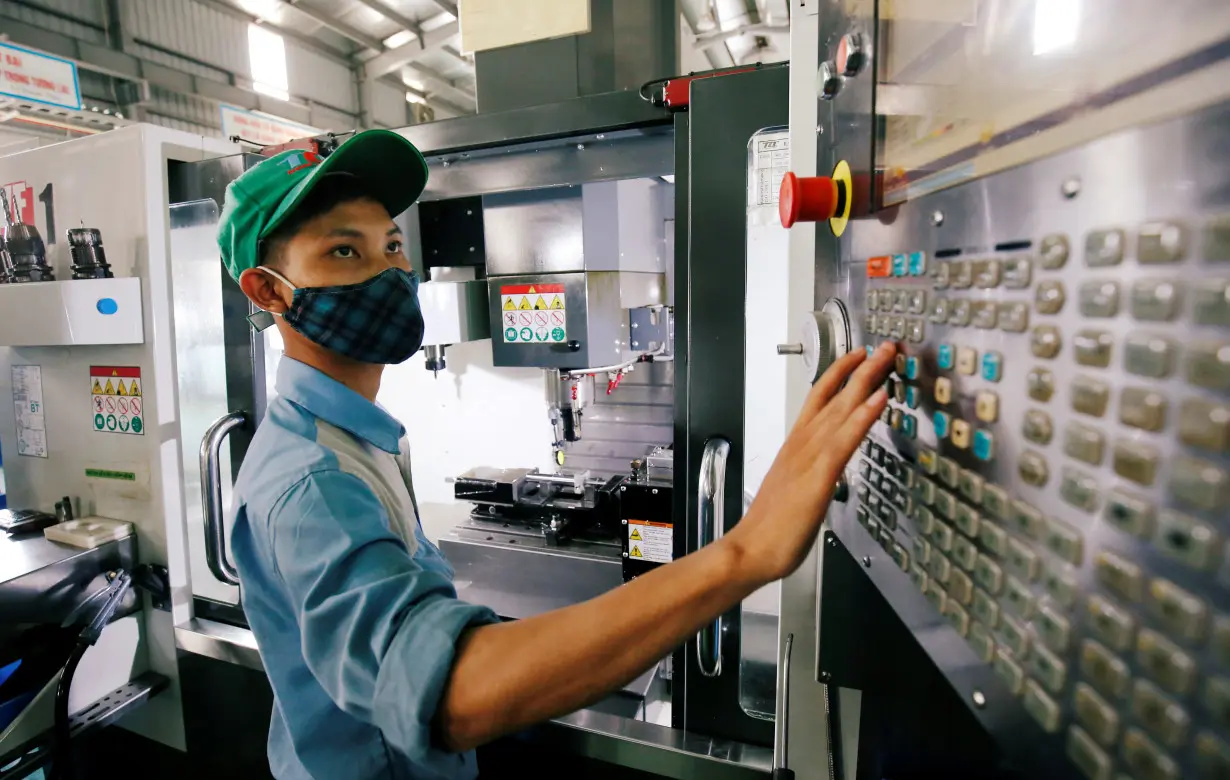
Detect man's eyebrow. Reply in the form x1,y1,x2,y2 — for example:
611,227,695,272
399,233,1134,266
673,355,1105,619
325,227,364,239
387,225,403,236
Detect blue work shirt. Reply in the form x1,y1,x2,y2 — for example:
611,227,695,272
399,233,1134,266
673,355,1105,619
231,357,498,780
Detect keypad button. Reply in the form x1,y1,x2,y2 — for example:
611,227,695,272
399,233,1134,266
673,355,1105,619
893,289,909,312
934,376,953,405
1122,729,1181,780
909,562,928,590
1125,333,1177,378
1039,233,1070,269
936,343,955,371
1148,578,1208,642
1064,423,1105,466
1029,643,1067,694
905,289,928,316
1036,601,1071,652
1131,279,1183,321
1036,280,1066,314
918,447,938,475
1120,387,1167,431
890,409,904,431
1023,409,1054,444
1066,726,1112,780
904,385,921,409
908,251,928,277
1080,639,1131,700
1138,220,1187,264
1087,594,1137,652
972,555,1003,595
1003,576,1035,619
1137,628,1197,695
972,587,1001,627
894,381,908,404
997,256,1030,288
1027,367,1056,402
1086,228,1126,267
968,620,995,662
1207,677,1230,730
1130,681,1190,750
891,543,910,571
1074,683,1120,747
1193,279,1230,325
925,579,948,611
998,302,1029,333
1072,376,1110,418
973,430,995,461
1103,488,1155,539
950,260,973,289
998,614,1031,659
901,414,917,439
957,347,978,375
1043,567,1078,608
980,351,1003,382
957,471,983,505
912,478,936,506
1113,440,1161,487
1078,281,1121,317
903,356,921,381
943,600,970,636
938,457,959,488
933,410,951,439
1154,509,1221,571
895,353,908,375
951,419,971,449
978,522,1007,557
906,319,925,343
912,537,932,568
1074,330,1114,368
1045,517,1084,564
1195,733,1230,780
952,535,978,570
1023,679,1061,733
993,647,1025,695
929,296,951,323
931,261,951,289
975,391,999,423
1169,454,1230,510
1205,214,1230,261
1030,325,1062,358
1009,499,1046,541
1005,538,1041,582
1060,467,1100,512
890,317,907,339
1179,398,1230,452
1095,550,1143,601
949,299,971,326
1186,340,1230,390
876,316,892,336
948,568,973,605
972,258,1001,288
982,485,1009,521
1018,450,1050,487
931,520,954,551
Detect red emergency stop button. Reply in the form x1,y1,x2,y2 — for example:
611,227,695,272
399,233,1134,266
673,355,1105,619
780,172,839,228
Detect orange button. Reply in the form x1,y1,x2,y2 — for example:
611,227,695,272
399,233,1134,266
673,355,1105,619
868,256,892,277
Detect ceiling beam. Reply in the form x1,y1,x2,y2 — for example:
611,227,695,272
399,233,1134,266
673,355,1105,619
404,85,466,118
426,0,458,17
365,20,459,79
284,0,383,52
405,62,475,108
349,0,422,36
205,0,353,61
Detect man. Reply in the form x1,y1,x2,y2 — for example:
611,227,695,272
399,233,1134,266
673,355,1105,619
218,129,894,779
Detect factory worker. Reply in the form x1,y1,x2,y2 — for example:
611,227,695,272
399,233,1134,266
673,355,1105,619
217,128,896,780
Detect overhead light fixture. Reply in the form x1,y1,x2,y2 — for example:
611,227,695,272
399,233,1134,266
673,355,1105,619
405,79,425,92
383,30,414,49
406,92,426,104
1033,0,1079,55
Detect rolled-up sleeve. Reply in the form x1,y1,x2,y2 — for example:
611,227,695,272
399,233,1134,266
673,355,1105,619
266,469,497,765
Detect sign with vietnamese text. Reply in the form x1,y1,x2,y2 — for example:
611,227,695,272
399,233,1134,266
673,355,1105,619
0,43,81,110
220,105,322,147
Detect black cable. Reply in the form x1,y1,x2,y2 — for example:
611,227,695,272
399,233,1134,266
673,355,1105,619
49,643,87,780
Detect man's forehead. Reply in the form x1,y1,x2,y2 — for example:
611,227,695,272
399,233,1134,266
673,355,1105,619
298,199,397,234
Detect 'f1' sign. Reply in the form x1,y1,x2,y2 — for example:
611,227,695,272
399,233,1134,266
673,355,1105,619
1,181,34,224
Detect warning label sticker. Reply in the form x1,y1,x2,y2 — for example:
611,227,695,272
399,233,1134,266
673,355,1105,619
501,283,567,344
627,520,672,564
90,366,144,436
752,135,790,206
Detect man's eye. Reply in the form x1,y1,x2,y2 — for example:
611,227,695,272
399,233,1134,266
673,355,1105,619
331,246,356,259
386,240,404,254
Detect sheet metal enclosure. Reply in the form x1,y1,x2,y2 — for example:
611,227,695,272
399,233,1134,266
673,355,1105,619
786,3,1230,779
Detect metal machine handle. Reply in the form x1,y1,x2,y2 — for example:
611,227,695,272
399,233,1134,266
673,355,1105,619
696,437,731,678
773,633,795,780
200,411,248,586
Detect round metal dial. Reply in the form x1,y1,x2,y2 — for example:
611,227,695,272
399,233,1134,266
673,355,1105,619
802,298,852,383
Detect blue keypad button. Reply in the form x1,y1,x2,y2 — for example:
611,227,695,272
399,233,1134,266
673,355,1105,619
866,344,875,357
937,343,955,371
892,254,908,277
934,411,952,439
905,385,921,409
973,430,995,461
908,251,928,276
981,351,1003,382
902,415,917,439
905,356,920,380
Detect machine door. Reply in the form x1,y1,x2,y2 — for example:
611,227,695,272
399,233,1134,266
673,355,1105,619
676,66,790,746
806,2,1230,778
170,156,277,621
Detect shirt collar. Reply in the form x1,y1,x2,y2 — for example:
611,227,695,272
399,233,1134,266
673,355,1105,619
275,357,405,454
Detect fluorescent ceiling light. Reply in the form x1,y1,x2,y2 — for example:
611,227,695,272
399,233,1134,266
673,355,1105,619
383,30,414,49
406,92,426,104
1033,0,1079,55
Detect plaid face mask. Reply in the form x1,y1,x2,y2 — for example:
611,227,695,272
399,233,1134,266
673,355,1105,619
260,266,425,364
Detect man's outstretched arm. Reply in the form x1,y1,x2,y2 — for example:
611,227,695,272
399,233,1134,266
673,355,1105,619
437,341,896,751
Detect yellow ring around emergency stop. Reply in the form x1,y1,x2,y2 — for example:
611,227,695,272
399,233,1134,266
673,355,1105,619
830,159,852,237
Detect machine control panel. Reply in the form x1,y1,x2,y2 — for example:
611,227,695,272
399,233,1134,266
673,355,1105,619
830,107,1230,780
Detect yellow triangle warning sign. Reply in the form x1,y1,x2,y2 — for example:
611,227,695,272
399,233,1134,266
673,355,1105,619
528,286,537,294
629,528,642,541
104,379,115,395
116,380,128,397
518,296,531,310
630,545,643,558
129,379,141,397
503,298,515,311
549,295,564,310
534,296,548,310
92,379,103,394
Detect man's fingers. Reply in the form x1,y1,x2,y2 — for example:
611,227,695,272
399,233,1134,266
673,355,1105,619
806,388,888,481
798,349,867,421
826,342,897,418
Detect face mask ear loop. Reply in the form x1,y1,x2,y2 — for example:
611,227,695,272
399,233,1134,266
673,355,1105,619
259,266,299,291
246,266,298,333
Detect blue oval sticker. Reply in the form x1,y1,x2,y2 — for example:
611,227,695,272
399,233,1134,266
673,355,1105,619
96,298,118,315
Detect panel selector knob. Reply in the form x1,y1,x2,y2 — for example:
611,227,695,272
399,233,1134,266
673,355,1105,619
800,298,852,383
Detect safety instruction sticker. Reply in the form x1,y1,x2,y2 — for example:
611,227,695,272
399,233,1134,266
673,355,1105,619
90,365,144,436
752,135,790,206
500,283,567,344
627,520,672,564
12,365,47,458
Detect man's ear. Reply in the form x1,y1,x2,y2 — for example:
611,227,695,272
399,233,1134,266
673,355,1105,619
238,267,291,314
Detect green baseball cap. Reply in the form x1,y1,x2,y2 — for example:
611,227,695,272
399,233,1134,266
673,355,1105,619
217,128,429,280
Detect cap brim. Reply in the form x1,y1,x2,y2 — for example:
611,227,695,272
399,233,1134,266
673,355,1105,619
260,129,428,239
